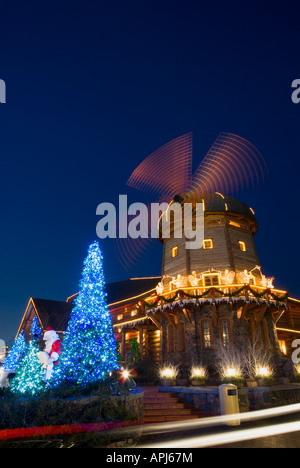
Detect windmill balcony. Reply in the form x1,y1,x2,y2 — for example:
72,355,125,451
141,283,289,313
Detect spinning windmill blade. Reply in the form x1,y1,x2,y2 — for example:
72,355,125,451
114,132,268,271
126,132,193,201
182,132,268,200
114,133,194,270
127,132,267,201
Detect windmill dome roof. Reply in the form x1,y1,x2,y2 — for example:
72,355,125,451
176,192,258,231
202,193,255,218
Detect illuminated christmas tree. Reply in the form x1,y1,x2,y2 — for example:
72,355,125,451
57,241,119,386
9,317,45,394
10,339,45,395
3,330,27,373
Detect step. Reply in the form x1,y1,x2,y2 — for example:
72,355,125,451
143,414,200,423
144,397,180,405
144,408,194,416
143,392,178,398
144,402,186,409
144,397,179,403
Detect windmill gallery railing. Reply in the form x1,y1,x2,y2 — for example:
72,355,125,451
139,284,289,311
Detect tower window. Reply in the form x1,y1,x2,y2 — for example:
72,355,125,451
171,246,178,257
203,239,213,249
203,274,220,287
239,241,247,252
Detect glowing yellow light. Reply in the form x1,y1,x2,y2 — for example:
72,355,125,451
239,241,247,252
203,239,213,249
227,368,237,377
158,364,179,380
258,367,268,376
229,221,241,228
112,316,148,327
171,246,178,258
190,366,207,379
122,370,130,380
279,340,287,355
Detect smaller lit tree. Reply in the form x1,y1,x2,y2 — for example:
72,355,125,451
129,338,140,362
10,339,45,395
10,316,45,395
3,330,27,373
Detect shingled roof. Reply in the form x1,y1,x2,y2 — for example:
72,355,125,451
67,277,160,306
18,277,160,338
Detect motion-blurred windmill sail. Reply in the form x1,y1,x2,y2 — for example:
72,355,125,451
127,132,193,200
127,132,267,201
115,132,267,270
182,133,267,199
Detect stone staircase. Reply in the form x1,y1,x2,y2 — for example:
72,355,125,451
142,387,202,423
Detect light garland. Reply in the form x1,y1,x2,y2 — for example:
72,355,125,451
157,267,275,294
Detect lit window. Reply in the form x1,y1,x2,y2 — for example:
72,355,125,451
239,241,247,252
201,320,212,348
171,246,178,257
117,314,123,321
203,274,220,287
221,320,230,347
229,221,241,228
131,310,137,317
203,239,213,249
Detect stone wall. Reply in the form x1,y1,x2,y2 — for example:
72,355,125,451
159,299,283,384
161,301,253,373
159,384,300,415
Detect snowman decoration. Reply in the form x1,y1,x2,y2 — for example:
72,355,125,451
38,327,61,380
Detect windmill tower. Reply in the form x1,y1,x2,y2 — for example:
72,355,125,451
118,133,287,377
160,192,262,287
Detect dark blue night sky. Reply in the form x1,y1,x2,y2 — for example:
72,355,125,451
0,1,300,343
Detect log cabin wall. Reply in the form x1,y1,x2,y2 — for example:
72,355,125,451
227,222,261,278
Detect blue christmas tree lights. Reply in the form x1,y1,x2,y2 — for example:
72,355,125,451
56,241,119,386
10,339,45,395
3,330,27,373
